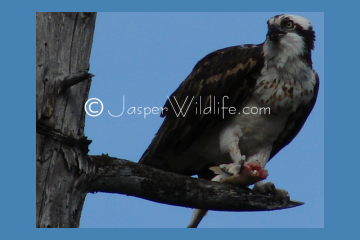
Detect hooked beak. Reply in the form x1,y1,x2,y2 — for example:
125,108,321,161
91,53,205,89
267,25,285,42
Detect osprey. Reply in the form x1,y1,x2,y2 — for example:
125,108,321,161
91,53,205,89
139,14,319,227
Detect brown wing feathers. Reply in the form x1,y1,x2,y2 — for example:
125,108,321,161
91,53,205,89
140,44,265,165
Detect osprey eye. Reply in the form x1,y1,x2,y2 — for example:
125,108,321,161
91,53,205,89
285,21,294,28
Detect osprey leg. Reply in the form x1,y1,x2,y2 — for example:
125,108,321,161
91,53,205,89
187,209,208,228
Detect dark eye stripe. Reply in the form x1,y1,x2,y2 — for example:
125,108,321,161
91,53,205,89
294,23,315,50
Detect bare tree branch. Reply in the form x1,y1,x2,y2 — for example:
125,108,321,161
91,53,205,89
57,71,94,94
88,155,303,212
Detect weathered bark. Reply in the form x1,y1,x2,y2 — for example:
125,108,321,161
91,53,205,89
89,155,303,211
36,12,303,228
36,12,96,228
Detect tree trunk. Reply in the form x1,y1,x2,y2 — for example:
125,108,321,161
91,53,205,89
36,12,96,228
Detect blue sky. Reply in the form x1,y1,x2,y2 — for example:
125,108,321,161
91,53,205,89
80,12,324,228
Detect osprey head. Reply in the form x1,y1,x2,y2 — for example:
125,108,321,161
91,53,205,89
264,14,316,65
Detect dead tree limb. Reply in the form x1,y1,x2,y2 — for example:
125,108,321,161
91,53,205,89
57,72,95,94
88,155,303,212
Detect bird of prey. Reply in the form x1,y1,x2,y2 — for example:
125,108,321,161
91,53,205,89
139,14,319,228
